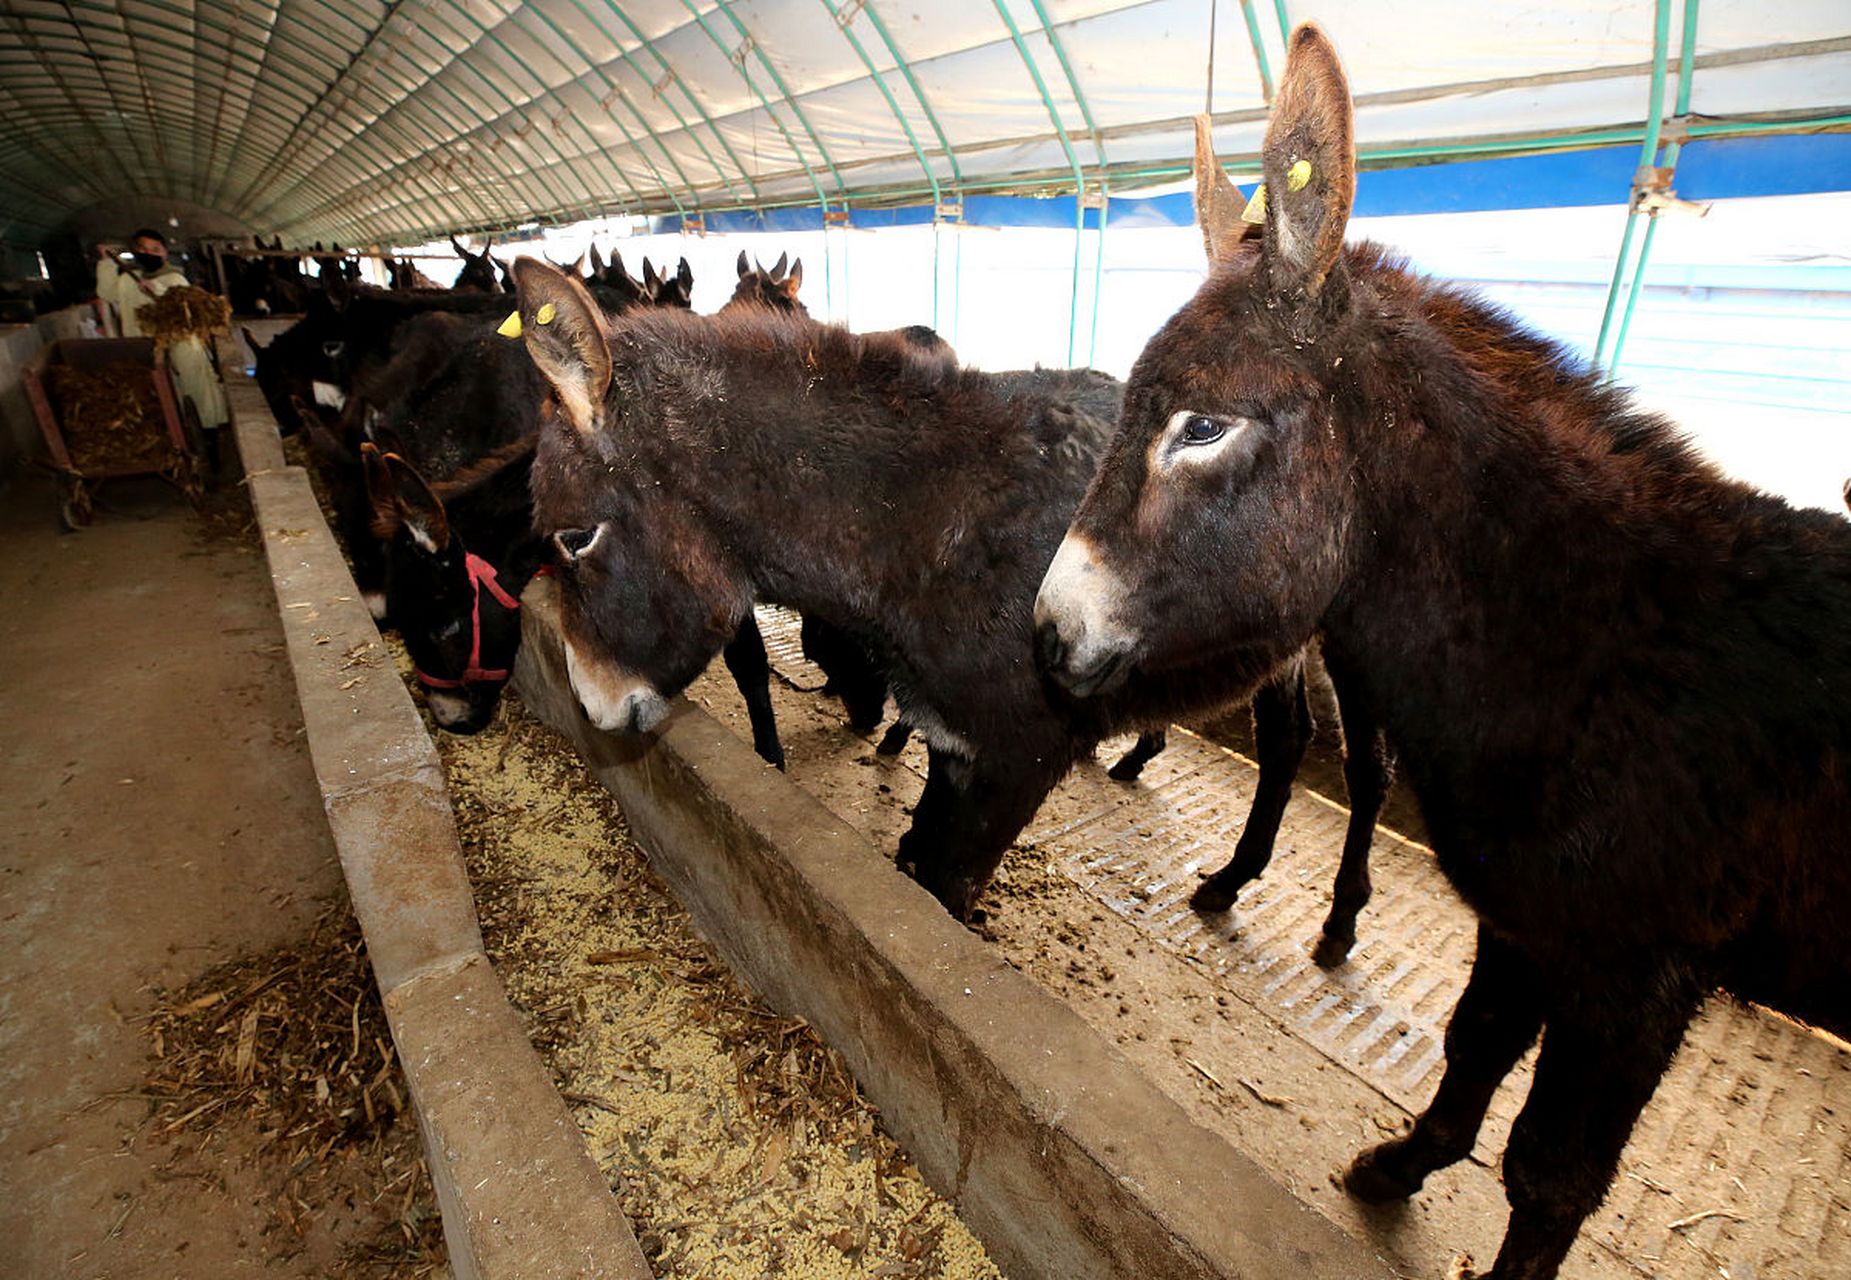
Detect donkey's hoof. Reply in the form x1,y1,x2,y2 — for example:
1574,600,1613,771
1343,1143,1424,1204
1189,878,1240,914
1311,931,1355,969
1106,758,1146,783
875,724,912,756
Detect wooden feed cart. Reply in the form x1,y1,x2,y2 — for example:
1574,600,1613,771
24,337,201,529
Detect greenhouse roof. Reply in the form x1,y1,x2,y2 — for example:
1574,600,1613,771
1,0,1847,248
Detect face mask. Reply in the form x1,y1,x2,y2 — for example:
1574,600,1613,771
132,252,165,272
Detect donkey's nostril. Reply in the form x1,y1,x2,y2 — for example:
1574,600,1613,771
1034,619,1068,674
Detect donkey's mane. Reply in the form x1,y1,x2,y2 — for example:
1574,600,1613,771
612,305,972,409
1333,241,1762,520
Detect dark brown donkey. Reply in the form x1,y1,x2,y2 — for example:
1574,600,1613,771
1035,24,1851,1280
511,257,1326,921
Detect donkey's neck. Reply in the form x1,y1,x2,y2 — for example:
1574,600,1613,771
634,322,1093,668
1324,318,1842,816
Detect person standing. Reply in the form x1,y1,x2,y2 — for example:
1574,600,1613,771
94,229,230,449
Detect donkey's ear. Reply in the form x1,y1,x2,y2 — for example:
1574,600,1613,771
780,258,803,299
512,257,612,438
736,249,751,279
677,258,693,290
1194,115,1259,265
769,251,789,283
1260,23,1355,298
589,243,605,276
361,442,401,539
381,452,450,552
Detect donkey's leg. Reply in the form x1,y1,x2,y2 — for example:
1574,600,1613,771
876,719,913,755
1312,670,1396,967
802,616,890,733
722,615,785,770
1191,660,1313,912
1470,964,1701,1280
1346,925,1543,1203
1107,728,1168,782
896,746,968,901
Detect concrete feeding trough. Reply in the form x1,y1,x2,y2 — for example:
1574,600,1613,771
512,577,1397,1280
224,348,651,1280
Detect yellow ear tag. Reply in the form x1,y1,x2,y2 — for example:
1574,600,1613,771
1287,159,1313,192
496,309,523,338
1240,183,1268,224
536,302,557,326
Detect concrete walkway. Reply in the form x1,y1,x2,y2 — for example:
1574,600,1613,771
0,474,346,1277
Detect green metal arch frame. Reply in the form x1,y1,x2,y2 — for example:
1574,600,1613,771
0,83,124,200
548,0,712,211
993,0,1089,365
853,0,965,191
601,3,763,206
244,0,610,236
820,0,939,207
515,2,691,217
113,0,508,223
65,0,457,222
1602,0,1704,376
47,0,515,233
1,9,142,180
283,0,741,238
233,0,597,234
674,0,838,211
1025,0,1107,168
710,0,849,197
1237,0,1276,103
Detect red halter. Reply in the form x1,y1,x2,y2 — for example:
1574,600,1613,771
414,552,522,689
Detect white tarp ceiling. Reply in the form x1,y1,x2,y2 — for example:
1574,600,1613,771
0,0,1846,247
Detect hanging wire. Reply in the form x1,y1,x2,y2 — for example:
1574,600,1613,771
1206,0,1218,113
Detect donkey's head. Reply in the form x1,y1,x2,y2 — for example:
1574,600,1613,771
596,249,647,306
511,258,752,734
1036,23,1361,697
363,445,522,733
725,251,806,315
641,255,696,309
451,236,504,293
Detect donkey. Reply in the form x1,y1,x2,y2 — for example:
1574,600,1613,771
361,440,787,758
450,236,504,293
350,289,787,763
641,256,695,309
591,247,648,307
509,258,1354,924
363,441,542,734
1035,24,1851,1280
729,251,805,312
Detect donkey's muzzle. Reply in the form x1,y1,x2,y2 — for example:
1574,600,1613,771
1035,617,1131,699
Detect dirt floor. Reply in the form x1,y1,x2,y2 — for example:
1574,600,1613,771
0,473,441,1279
661,608,1851,1280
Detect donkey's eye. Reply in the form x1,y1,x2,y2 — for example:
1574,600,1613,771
554,525,604,562
1180,413,1225,445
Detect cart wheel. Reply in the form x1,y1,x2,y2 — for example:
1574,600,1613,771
59,477,94,531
